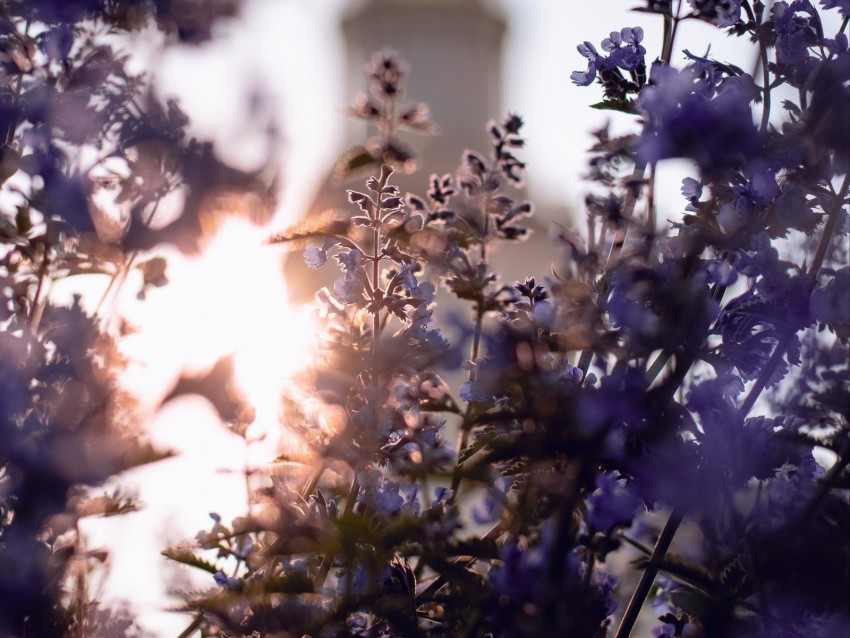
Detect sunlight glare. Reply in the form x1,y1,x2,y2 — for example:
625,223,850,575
177,216,315,455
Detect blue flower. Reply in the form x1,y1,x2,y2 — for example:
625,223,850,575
586,473,641,533
680,177,703,211
604,27,646,71
304,244,326,269
637,63,761,176
688,0,743,26
303,237,338,269
335,247,362,273
770,1,822,85
821,0,850,17
571,41,601,86
356,470,408,515
213,571,242,590
471,487,504,525
333,272,363,303
743,161,779,205
810,266,850,333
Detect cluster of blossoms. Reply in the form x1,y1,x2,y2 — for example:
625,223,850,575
2,0,848,637
571,26,648,99
163,0,849,632
160,1,849,636
0,1,265,635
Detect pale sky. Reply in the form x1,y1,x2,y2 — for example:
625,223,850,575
150,0,763,229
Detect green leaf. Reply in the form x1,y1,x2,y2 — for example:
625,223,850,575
589,99,638,115
15,205,31,234
333,145,378,180
161,548,220,575
670,588,713,619
245,572,314,596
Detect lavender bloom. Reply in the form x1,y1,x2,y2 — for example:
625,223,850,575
586,473,641,533
333,272,363,303
304,237,338,269
571,41,602,86
356,470,409,516
688,0,743,26
489,526,618,636
571,27,648,101
560,361,584,386
770,1,822,85
471,488,504,525
743,161,779,206
680,177,703,211
810,266,850,333
304,244,327,269
396,263,436,303
213,571,242,590
638,63,761,176
604,27,646,71
820,0,850,16
335,247,362,273
823,31,849,55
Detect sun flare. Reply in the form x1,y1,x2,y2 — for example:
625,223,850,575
117,215,316,454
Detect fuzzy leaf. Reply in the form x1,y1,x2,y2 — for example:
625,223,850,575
590,99,638,114
161,548,220,575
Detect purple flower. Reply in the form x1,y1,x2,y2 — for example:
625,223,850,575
560,361,584,386
810,266,850,332
396,264,436,303
688,0,743,26
38,25,74,61
571,41,601,86
335,247,362,273
333,271,363,303
680,177,703,211
770,1,822,85
471,487,504,525
356,470,405,515
213,571,242,590
586,473,641,532
823,32,849,55
303,237,338,269
821,0,850,16
637,63,761,176
303,244,326,269
743,161,779,205
706,259,737,286
607,27,646,71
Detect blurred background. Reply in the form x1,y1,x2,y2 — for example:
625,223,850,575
150,0,761,238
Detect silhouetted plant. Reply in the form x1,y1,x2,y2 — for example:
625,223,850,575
0,1,258,635
3,1,848,637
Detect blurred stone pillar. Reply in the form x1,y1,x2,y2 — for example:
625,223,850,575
285,0,508,301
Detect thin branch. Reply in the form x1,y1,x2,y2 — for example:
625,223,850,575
614,507,684,638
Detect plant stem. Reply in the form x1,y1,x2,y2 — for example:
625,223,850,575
614,507,684,638
74,521,87,638
758,31,771,132
315,472,361,589
94,193,164,323
28,242,50,334
795,439,850,531
646,162,657,233
739,172,849,417
3,19,29,146
373,224,381,356
175,616,202,638
660,0,684,65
